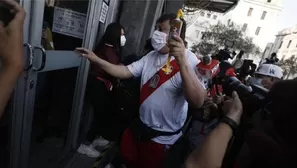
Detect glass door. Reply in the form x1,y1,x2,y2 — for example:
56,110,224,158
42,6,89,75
18,0,102,168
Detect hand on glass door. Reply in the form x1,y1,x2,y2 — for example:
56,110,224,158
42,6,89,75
75,47,99,63
0,0,26,118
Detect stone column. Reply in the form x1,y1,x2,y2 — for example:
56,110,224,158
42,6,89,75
119,0,185,59
119,0,161,58
164,0,185,14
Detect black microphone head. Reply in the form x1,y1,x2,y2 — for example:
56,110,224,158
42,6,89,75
202,56,212,65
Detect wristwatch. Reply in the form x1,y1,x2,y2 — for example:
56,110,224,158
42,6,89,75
220,117,238,133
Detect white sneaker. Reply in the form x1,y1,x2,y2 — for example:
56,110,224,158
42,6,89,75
92,137,110,147
77,144,100,158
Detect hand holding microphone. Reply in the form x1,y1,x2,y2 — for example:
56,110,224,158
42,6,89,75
162,9,184,74
168,35,186,65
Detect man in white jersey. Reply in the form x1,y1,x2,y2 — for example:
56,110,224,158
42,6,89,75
75,14,206,168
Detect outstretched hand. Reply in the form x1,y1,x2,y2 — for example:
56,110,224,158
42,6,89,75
0,0,26,70
222,91,243,125
75,47,99,63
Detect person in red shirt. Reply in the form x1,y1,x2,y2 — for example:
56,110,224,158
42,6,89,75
77,23,126,158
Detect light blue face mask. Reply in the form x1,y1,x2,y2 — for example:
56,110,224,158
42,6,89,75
247,77,263,86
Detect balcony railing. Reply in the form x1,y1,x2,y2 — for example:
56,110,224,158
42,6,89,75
184,0,239,13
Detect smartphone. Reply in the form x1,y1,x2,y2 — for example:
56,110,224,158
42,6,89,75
0,2,15,27
169,19,183,41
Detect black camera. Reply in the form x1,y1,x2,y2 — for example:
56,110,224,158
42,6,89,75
0,2,15,27
221,76,270,168
222,76,269,116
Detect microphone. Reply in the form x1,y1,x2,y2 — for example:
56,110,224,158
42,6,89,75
197,56,220,80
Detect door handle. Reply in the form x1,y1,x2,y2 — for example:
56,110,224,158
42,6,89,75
32,46,46,71
23,43,33,71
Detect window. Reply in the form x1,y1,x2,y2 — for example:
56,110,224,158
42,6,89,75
255,27,261,35
247,8,253,16
201,11,205,17
279,41,283,49
261,11,267,20
287,40,292,48
213,15,217,20
196,30,200,38
242,23,248,32
207,13,211,18
267,0,272,3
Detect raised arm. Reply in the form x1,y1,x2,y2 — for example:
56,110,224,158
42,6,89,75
169,35,206,108
186,123,233,168
180,61,206,108
185,92,243,168
0,0,26,118
75,48,133,79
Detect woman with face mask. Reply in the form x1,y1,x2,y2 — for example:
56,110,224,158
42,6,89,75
77,23,126,158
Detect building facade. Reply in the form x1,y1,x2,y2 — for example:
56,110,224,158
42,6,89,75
270,25,297,60
223,0,283,51
186,0,283,51
262,42,274,59
185,10,224,48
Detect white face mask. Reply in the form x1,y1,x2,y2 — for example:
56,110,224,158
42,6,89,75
151,30,167,52
120,35,126,46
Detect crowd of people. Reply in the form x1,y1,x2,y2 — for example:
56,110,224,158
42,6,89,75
0,0,296,168
75,11,207,167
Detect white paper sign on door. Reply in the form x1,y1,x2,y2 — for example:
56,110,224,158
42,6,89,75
99,2,109,23
52,7,87,39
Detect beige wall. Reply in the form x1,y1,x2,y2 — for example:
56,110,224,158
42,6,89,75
275,29,297,60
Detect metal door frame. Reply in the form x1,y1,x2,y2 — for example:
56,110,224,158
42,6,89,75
66,0,121,151
9,0,32,168
17,0,99,167
104,0,121,31
19,0,46,167
65,0,103,151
